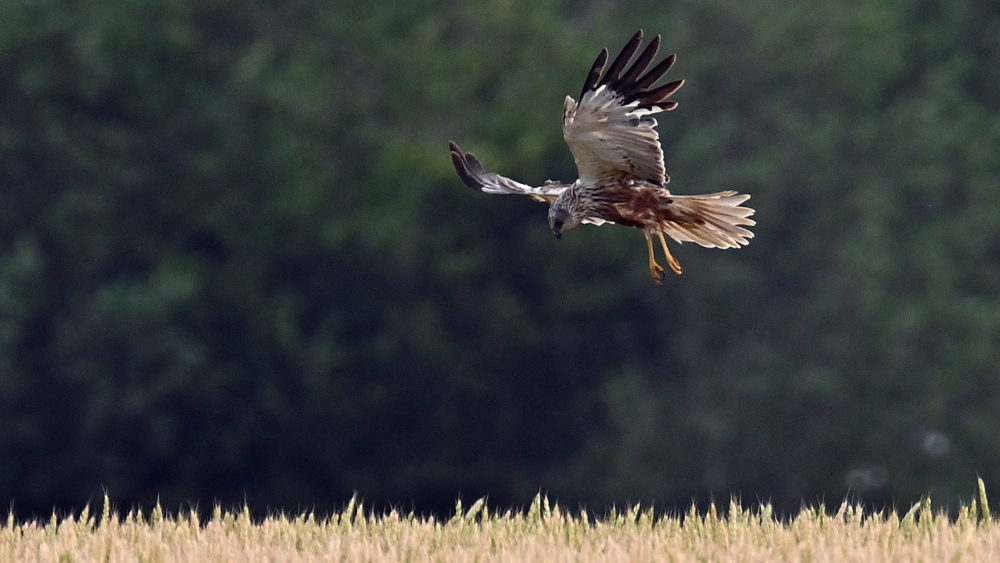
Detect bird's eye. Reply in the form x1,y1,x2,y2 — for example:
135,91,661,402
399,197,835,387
554,220,563,230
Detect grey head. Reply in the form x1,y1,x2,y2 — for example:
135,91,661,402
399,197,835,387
547,189,583,239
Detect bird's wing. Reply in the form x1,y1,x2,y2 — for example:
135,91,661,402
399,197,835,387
563,30,684,187
449,142,567,203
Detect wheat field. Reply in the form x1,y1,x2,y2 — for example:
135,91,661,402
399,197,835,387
2,481,997,562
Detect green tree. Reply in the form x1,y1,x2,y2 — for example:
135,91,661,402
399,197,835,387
1,0,999,517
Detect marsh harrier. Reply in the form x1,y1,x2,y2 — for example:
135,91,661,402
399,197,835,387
449,30,755,283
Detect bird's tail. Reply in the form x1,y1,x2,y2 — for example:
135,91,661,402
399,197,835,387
659,191,756,249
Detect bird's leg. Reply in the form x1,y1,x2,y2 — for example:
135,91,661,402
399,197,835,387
656,231,683,275
645,232,665,284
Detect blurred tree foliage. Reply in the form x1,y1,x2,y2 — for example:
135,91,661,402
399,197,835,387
1,0,999,515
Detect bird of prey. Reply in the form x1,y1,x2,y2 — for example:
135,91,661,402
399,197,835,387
449,30,755,283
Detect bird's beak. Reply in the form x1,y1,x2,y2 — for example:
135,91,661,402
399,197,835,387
554,232,562,240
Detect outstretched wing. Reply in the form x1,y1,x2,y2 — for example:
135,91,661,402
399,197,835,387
563,30,684,187
449,141,567,203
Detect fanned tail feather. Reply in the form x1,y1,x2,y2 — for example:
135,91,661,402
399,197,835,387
660,191,756,249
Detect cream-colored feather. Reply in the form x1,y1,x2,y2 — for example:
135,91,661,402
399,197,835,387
563,86,670,187
655,191,756,249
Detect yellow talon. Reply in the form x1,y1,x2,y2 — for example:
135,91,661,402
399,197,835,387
650,262,665,284
645,233,666,284
657,231,683,275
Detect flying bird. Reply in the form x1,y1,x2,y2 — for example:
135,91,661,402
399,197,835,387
449,30,755,283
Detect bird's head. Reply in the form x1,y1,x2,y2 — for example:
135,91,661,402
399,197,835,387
548,194,581,239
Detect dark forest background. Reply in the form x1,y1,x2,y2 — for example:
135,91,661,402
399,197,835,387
2,0,1000,517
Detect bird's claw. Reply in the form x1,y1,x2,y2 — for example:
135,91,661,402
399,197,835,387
650,262,665,284
667,255,682,275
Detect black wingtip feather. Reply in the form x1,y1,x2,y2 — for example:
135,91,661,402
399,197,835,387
600,30,643,89
580,48,608,99
635,53,676,90
634,79,684,106
448,141,487,191
580,30,682,111
613,34,661,90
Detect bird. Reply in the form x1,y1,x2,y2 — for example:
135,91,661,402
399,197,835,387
449,30,755,283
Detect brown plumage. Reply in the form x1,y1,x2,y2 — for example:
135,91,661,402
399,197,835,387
449,30,755,283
